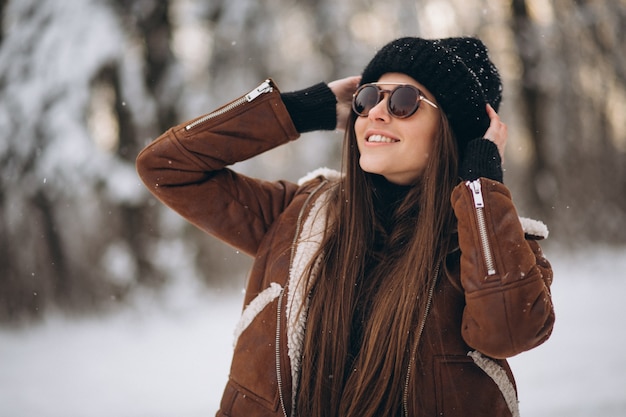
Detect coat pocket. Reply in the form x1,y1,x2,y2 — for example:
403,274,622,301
226,284,285,415
233,282,282,345
218,379,282,417
433,354,515,417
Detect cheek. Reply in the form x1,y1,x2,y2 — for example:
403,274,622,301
354,118,367,151
354,117,366,139
421,120,440,153
406,125,438,164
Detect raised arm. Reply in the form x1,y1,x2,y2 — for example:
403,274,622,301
452,177,554,359
452,105,554,358
136,79,335,255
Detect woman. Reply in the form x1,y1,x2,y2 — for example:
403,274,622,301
137,37,554,417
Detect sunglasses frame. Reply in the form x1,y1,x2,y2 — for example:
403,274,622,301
352,82,439,119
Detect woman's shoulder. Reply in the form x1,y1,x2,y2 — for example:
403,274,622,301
290,167,341,225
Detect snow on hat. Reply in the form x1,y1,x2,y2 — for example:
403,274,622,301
359,36,502,155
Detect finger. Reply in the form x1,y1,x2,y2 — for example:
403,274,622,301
486,103,496,117
346,76,361,94
329,76,361,101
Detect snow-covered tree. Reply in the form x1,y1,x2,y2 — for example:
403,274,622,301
0,0,181,320
1,0,624,322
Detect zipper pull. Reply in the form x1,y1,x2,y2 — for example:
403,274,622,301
185,79,274,130
467,179,484,209
246,79,273,102
467,179,497,276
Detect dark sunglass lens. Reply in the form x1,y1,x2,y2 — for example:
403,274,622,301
389,86,419,117
353,85,379,116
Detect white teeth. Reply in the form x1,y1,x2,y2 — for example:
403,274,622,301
367,134,397,143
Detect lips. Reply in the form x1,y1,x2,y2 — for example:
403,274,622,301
366,134,399,143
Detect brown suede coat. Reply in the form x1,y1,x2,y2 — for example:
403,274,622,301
136,79,554,417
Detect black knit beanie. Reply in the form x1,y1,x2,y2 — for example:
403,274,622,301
360,37,502,157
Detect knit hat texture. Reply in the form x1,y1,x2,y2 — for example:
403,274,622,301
360,36,502,154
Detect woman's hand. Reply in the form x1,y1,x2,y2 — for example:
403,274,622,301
328,75,361,130
483,104,507,161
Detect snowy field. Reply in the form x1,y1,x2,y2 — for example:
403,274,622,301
1,245,625,417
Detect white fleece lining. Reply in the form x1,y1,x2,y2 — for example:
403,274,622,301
519,216,549,239
468,350,520,417
233,282,283,346
286,187,331,410
297,167,342,186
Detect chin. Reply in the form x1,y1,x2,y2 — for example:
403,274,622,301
358,164,383,177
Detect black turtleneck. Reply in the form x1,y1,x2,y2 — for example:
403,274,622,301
371,174,411,226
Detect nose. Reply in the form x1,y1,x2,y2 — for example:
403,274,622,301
367,94,391,122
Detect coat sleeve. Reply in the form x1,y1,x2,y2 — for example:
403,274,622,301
451,178,555,359
136,80,301,256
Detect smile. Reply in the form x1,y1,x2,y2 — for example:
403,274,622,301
366,134,399,143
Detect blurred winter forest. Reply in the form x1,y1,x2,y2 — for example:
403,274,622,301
0,0,624,323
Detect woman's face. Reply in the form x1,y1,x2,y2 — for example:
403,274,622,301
354,73,440,185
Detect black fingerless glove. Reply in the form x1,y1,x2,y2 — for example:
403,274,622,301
281,82,337,133
459,138,503,182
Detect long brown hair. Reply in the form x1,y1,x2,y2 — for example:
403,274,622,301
296,109,459,417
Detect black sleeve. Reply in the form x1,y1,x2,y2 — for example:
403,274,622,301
459,138,503,182
280,82,337,133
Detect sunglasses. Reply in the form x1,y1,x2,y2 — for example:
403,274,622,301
352,83,438,119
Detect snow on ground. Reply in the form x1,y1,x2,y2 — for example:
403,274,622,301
508,245,626,417
0,289,239,417
1,246,625,417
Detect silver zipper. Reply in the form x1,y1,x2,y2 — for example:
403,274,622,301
184,79,274,130
275,288,288,417
467,179,496,276
403,263,440,417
